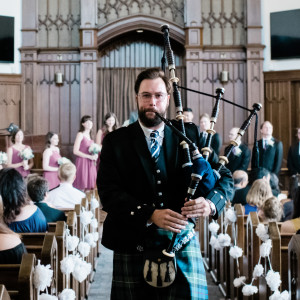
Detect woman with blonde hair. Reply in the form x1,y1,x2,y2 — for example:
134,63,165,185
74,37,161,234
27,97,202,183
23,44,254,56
244,178,273,215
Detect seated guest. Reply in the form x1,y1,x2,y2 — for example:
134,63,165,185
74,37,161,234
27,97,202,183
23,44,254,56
225,127,251,173
248,167,270,186
231,170,249,206
48,162,85,209
258,196,283,223
0,221,27,264
0,168,47,233
27,176,66,223
244,178,273,215
281,186,300,234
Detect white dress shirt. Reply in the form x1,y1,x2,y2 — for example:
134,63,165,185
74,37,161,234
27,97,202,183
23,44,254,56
48,182,85,209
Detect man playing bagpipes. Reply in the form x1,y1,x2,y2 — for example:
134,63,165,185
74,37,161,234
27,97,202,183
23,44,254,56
97,68,234,300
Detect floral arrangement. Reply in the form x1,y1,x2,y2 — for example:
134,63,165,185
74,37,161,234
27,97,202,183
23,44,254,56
88,143,101,155
18,147,34,160
232,146,242,157
0,151,8,165
208,207,290,299
267,139,275,147
58,157,71,166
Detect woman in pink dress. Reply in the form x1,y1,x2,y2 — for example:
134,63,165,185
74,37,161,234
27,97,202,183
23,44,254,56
73,115,98,190
7,129,34,178
43,132,61,190
95,112,119,169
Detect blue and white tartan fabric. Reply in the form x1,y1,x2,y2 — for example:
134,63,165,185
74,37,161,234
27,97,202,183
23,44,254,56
150,130,160,160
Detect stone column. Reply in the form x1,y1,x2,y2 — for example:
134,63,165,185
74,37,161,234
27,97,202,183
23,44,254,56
246,0,265,144
20,0,38,133
80,0,98,123
185,0,203,124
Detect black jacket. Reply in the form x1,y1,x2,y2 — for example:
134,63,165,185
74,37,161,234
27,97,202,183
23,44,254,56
287,142,300,175
225,143,251,173
97,121,233,252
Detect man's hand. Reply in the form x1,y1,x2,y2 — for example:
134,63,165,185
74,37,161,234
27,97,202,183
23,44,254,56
149,209,188,233
181,197,211,218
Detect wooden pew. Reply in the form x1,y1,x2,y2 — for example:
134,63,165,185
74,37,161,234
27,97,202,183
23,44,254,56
0,285,11,300
0,253,38,300
289,234,300,300
21,232,58,296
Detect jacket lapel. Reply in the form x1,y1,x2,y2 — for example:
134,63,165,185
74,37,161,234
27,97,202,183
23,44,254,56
130,122,156,190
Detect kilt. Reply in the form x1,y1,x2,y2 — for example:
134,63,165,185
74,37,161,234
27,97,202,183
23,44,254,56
111,225,208,300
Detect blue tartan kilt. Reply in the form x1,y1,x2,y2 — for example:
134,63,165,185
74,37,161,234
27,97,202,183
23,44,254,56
111,224,208,300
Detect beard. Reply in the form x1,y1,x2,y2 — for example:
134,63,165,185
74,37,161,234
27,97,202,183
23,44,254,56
138,106,166,127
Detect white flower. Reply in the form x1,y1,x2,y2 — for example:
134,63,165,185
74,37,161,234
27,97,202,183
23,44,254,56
229,246,243,259
80,208,93,226
266,270,281,292
66,235,79,252
253,264,264,278
58,288,76,300
269,290,290,300
78,241,91,257
60,256,75,275
256,223,269,242
0,151,8,164
242,284,258,296
233,276,246,287
218,233,231,247
58,157,71,165
84,233,96,248
33,260,53,292
208,222,220,234
210,235,221,250
90,218,98,229
260,239,272,257
72,260,92,283
268,139,275,147
18,147,34,160
40,294,58,300
225,208,237,223
93,232,99,242
233,146,242,156
88,143,101,155
90,197,99,209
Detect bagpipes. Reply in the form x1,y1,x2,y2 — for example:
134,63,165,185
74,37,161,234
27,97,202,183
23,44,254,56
143,24,262,288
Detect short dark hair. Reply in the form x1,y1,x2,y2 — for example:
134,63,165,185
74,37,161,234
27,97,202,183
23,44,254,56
248,167,270,185
0,168,28,224
134,68,171,95
183,107,193,113
27,177,49,203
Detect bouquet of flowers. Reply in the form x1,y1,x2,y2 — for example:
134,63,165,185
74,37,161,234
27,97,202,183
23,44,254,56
18,147,34,160
58,157,71,166
88,143,101,155
0,151,8,165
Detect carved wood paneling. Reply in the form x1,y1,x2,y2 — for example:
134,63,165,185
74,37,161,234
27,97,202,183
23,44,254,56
264,70,300,166
97,0,184,27
0,75,22,132
38,0,81,48
202,0,245,46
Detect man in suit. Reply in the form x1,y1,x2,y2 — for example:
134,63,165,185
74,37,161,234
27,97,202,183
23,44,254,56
287,128,300,175
231,170,249,206
97,68,233,299
225,127,251,173
199,113,222,155
256,121,283,175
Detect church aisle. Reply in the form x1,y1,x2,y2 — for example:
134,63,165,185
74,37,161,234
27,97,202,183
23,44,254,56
88,244,224,300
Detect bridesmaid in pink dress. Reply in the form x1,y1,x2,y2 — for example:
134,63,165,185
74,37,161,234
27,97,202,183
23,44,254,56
7,129,34,178
95,112,119,170
43,132,61,190
73,115,98,190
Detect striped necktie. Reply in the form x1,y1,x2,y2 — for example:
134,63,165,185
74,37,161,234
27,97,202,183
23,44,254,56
150,130,160,161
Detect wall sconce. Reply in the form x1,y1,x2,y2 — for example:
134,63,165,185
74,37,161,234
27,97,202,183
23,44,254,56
55,54,64,85
55,72,64,85
220,70,229,84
